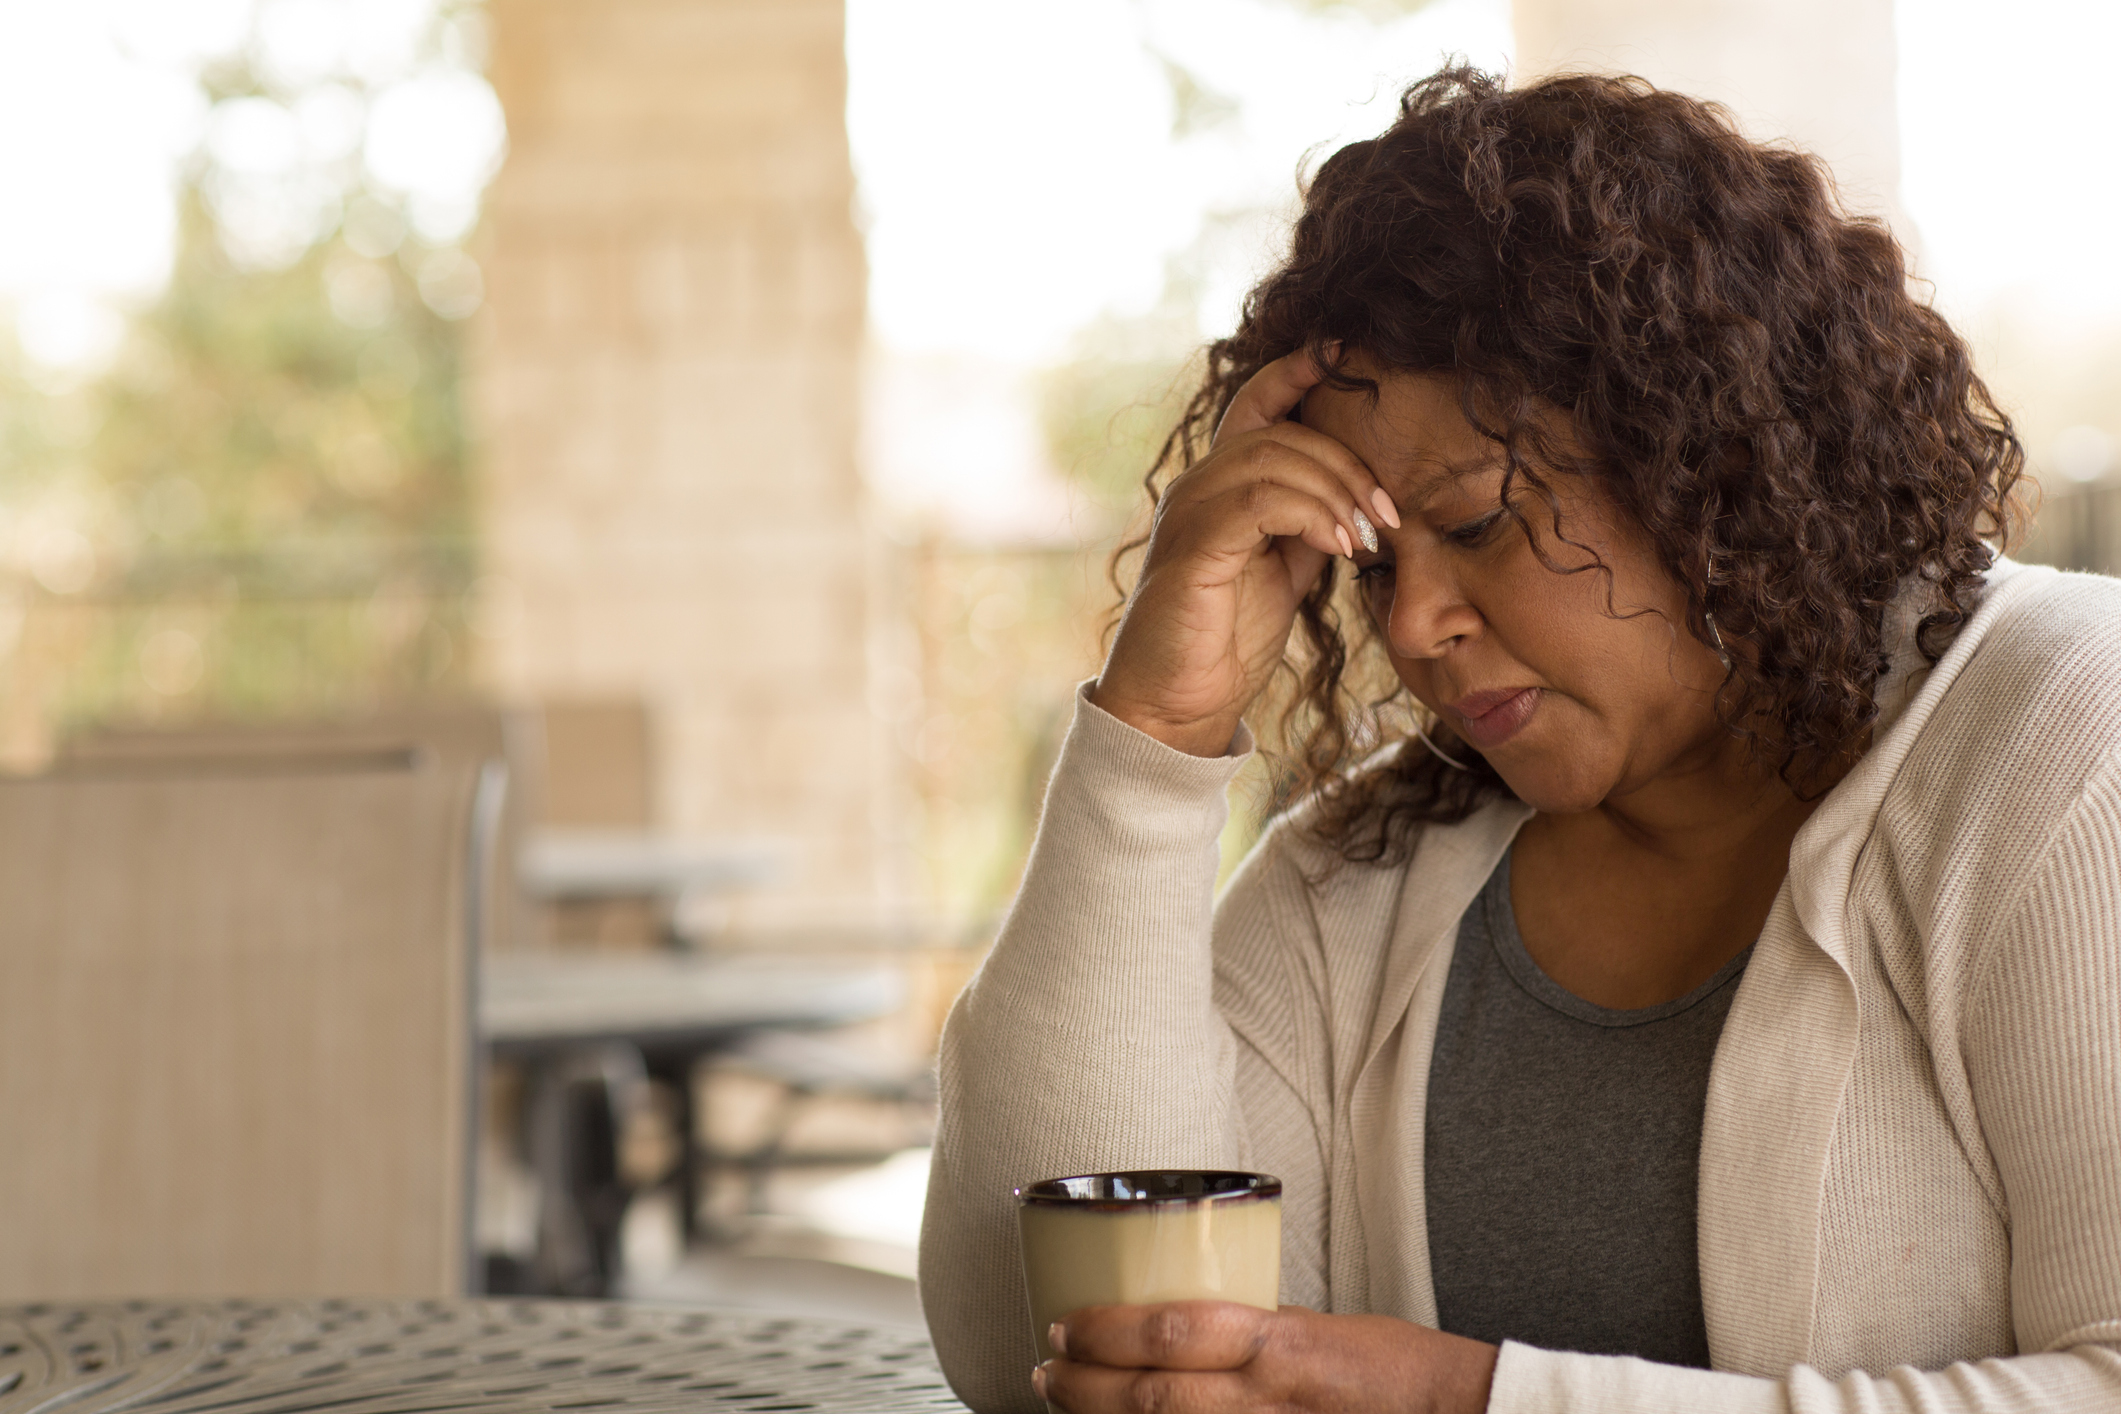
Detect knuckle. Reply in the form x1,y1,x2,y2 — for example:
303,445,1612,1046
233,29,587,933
1126,1372,1182,1414
1223,1305,1272,1355
1253,1311,1297,1366
1232,479,1274,516
1145,1307,1193,1362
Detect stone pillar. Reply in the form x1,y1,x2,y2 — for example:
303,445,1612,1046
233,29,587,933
475,0,895,931
1513,0,1908,238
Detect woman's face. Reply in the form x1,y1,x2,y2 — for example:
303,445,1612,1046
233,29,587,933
1300,366,1733,815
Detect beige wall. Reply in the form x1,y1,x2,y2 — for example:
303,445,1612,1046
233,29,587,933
1513,0,1908,239
475,0,900,929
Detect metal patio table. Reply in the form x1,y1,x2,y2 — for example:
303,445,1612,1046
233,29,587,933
0,1299,966,1414
482,954,910,1294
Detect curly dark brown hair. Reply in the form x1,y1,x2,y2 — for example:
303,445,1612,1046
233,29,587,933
1125,66,2025,865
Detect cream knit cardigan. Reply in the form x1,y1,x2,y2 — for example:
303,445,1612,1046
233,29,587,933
920,559,2121,1413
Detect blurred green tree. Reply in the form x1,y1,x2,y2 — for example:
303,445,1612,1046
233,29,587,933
1037,314,1199,524
0,7,492,758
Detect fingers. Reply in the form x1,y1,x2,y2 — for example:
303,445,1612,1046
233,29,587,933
1171,475,1362,568
1214,347,1334,446
1034,1307,1500,1414
1034,1306,1276,1414
1207,346,1402,525
1260,422,1401,541
1168,429,1386,563
1037,1362,1251,1414
1056,1302,1275,1371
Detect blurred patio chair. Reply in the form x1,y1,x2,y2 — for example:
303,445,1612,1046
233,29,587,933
0,741,503,1300
518,698,665,950
527,699,656,832
516,699,790,952
58,703,531,953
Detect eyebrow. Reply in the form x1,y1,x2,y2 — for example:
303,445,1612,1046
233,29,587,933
1381,453,1508,507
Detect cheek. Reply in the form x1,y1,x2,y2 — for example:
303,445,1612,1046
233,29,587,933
1479,541,1633,687
1507,515,1692,691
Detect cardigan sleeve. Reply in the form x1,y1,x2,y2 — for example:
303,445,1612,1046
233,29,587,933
918,685,1255,1414
1485,747,2121,1414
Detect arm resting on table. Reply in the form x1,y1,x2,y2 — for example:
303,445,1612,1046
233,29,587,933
920,687,1255,1414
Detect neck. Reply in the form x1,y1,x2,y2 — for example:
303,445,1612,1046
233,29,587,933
1510,736,1832,1008
1587,736,1822,863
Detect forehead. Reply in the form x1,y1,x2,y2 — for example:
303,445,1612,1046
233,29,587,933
1298,367,1505,501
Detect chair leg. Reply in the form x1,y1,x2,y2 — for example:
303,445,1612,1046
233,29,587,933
744,1085,808,1219
647,1054,701,1248
527,1042,652,1296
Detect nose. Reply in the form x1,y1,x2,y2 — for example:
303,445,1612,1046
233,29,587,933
1385,558,1483,660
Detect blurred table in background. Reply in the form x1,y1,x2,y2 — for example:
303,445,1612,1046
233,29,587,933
481,954,907,1297
516,829,787,948
484,953,898,1053
0,1299,964,1414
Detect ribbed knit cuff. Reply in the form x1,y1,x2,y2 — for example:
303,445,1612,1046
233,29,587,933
1061,678,1255,824
1487,1342,1785,1414
1028,680,1258,862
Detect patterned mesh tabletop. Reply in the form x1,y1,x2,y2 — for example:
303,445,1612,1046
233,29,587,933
0,1300,970,1414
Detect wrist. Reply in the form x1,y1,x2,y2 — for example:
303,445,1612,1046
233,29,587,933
1086,682,1243,758
1435,1338,1498,1414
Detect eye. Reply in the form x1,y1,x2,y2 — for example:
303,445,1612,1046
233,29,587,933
1442,508,1506,547
1353,559,1394,586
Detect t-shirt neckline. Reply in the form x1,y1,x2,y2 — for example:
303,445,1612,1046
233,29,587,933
1480,850,1754,1029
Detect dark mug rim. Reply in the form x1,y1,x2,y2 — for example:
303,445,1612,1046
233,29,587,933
1014,1169,1281,1208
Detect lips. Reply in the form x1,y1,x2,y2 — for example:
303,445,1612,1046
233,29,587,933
1445,687,1542,751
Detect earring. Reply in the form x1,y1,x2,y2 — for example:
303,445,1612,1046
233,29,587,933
1705,610,1733,674
1413,721,1472,772
1703,549,1734,674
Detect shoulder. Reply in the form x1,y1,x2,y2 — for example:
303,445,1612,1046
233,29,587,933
1213,797,1374,942
1213,739,1427,925
1923,562,2121,777
1962,560,2121,697
1869,565,2121,949
1213,755,1522,956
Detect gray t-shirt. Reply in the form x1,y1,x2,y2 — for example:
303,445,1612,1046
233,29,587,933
1424,851,1750,1367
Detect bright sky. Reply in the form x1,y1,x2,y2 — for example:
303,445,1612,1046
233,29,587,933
0,0,2117,361
0,0,500,367
846,0,1513,359
1896,0,2121,330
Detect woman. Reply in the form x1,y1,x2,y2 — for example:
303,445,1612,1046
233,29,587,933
919,69,2121,1414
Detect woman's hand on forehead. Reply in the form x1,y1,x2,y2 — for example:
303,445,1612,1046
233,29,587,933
1090,348,1399,757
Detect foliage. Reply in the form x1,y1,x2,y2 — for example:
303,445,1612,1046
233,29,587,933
0,23,486,751
1037,343,1197,521
1034,252,1217,528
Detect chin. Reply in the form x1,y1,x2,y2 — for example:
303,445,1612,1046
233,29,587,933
1489,756,1616,816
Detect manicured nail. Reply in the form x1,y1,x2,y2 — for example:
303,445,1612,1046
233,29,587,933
1370,486,1401,530
1048,1323,1067,1355
1334,525,1355,559
1351,508,1379,555
1031,1365,1050,1396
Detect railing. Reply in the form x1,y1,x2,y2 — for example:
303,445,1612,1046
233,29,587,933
0,571,477,771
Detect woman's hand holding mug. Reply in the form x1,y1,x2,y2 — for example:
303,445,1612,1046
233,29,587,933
1032,1302,1497,1414
1090,348,1399,757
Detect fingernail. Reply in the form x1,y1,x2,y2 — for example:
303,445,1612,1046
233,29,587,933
1048,1323,1068,1355
1335,525,1355,559
1351,508,1379,555
1031,1365,1049,1396
1370,486,1401,530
